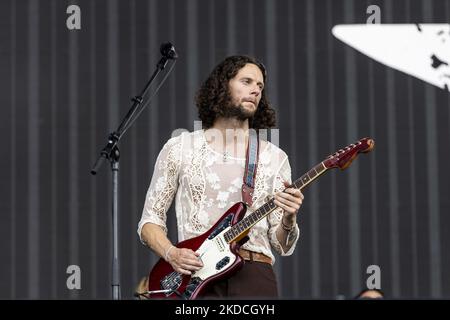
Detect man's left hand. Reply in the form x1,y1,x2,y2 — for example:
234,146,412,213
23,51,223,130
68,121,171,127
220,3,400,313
274,181,304,219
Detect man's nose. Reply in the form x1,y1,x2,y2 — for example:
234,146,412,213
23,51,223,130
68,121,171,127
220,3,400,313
251,85,261,97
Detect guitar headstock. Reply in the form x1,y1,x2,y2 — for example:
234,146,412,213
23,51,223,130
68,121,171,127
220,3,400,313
323,138,375,170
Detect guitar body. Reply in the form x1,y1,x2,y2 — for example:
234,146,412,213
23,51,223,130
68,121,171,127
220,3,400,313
147,202,248,299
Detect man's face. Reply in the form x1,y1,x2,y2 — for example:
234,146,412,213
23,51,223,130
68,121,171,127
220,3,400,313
226,63,265,119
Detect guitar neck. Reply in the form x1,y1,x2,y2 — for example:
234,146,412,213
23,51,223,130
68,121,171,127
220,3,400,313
224,161,329,243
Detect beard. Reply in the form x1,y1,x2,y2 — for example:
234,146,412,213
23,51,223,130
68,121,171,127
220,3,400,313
219,100,257,121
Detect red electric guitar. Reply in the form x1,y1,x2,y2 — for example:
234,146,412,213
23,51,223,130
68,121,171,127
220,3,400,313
145,137,375,299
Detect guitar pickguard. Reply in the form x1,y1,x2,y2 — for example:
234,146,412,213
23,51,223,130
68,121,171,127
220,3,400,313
193,228,237,281
162,226,237,298
157,225,238,298
148,203,249,299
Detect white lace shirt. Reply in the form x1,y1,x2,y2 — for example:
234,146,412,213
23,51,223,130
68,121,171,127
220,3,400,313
137,130,300,264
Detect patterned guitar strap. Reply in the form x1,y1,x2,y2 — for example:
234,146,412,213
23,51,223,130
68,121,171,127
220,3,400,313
241,130,259,207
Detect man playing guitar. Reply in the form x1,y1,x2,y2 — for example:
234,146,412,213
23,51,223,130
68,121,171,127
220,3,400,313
137,55,304,298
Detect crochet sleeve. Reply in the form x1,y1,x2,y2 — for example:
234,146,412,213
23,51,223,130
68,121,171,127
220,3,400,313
137,135,183,244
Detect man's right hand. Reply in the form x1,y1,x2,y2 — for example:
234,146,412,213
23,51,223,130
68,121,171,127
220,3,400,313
166,247,204,275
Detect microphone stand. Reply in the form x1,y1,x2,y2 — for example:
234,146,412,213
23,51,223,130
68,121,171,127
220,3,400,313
91,52,173,300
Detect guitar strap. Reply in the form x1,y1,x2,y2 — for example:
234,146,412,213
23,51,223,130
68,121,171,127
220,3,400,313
241,130,259,207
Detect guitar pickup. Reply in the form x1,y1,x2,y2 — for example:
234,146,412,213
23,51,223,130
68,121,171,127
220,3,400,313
215,256,230,270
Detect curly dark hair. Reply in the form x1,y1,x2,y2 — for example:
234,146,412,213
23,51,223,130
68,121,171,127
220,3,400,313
195,55,277,129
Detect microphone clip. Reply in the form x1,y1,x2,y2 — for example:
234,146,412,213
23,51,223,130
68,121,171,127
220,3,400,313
160,42,178,60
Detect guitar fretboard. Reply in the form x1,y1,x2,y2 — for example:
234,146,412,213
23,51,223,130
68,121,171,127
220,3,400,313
224,162,328,243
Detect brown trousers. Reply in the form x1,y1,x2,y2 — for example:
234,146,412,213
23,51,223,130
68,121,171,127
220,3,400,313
201,260,278,299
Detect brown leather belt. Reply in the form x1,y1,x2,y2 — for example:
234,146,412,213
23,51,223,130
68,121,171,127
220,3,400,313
238,248,272,265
